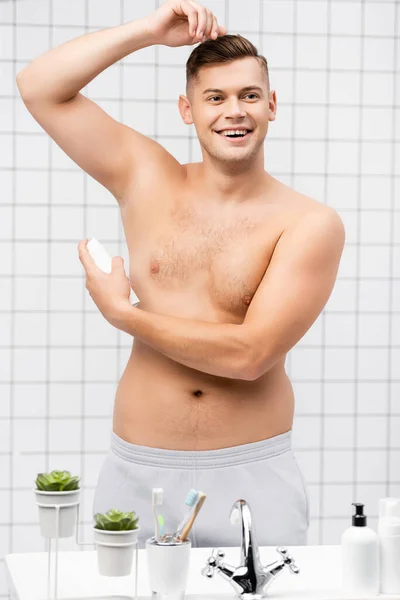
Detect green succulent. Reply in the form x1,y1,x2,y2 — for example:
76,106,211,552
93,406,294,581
35,470,80,492
94,508,139,531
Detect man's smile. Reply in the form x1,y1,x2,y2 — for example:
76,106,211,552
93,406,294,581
214,129,253,142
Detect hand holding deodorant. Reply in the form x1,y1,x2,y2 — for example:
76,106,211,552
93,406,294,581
86,237,140,307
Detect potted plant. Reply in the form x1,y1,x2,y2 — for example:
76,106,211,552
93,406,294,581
33,470,81,539
93,509,140,577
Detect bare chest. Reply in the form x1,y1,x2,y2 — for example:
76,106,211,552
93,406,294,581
122,194,297,321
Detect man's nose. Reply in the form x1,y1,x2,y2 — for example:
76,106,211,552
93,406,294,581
224,99,247,118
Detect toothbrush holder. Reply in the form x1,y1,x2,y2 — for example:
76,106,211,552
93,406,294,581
146,535,191,600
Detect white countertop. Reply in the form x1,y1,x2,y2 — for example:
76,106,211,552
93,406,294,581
5,545,400,600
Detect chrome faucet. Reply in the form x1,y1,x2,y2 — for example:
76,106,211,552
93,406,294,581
201,499,300,599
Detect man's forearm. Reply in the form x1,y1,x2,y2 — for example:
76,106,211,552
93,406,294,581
16,18,155,103
114,305,250,380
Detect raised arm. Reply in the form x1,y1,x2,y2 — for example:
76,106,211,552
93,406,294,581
15,2,226,204
15,18,181,203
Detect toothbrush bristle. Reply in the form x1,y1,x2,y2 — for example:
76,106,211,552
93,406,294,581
158,515,165,538
185,488,199,507
152,488,164,505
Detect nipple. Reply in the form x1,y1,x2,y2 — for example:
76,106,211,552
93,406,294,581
242,294,252,306
150,260,160,274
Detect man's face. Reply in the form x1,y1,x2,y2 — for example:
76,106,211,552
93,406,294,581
182,57,276,165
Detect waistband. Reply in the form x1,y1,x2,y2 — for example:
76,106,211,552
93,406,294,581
110,429,292,469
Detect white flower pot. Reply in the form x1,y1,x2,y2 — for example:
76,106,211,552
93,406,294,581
34,488,81,539
93,527,140,577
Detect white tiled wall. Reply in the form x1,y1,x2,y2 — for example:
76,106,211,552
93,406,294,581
0,0,398,596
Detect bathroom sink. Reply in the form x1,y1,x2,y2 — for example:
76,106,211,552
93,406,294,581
63,597,234,600
62,592,239,600
64,595,400,600
65,595,400,600
6,547,400,600
62,593,235,600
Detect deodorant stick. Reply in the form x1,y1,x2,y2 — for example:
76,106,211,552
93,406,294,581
86,237,140,307
87,237,112,274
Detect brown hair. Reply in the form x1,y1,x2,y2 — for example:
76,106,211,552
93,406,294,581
186,34,270,96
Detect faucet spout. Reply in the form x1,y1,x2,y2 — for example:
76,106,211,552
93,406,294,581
231,499,262,572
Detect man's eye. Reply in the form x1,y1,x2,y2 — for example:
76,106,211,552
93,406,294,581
208,94,259,102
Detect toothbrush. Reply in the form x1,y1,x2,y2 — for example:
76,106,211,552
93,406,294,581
157,514,165,539
173,489,200,540
177,492,206,542
152,488,164,541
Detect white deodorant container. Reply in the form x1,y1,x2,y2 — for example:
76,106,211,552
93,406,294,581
86,237,140,306
87,237,112,273
378,497,400,594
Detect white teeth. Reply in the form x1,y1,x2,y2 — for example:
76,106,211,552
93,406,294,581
220,129,249,136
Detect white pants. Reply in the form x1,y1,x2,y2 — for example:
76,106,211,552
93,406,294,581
93,429,310,549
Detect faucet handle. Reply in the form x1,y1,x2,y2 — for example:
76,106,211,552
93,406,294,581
201,549,225,578
276,546,300,575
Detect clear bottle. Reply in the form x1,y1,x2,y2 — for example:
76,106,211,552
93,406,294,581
378,497,400,594
341,502,379,596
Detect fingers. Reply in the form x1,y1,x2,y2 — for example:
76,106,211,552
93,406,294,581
211,15,219,39
111,256,124,270
184,2,198,38
196,7,207,39
204,9,213,40
186,0,224,41
218,24,227,36
78,239,93,273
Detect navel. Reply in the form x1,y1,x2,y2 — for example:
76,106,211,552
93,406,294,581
192,389,204,398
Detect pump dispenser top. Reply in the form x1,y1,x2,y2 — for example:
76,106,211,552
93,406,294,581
352,502,367,527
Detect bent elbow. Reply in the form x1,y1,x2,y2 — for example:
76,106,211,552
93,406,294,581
244,350,280,381
239,344,264,381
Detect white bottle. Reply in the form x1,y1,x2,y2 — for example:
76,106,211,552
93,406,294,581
87,237,113,273
341,502,380,597
86,237,140,306
378,497,400,594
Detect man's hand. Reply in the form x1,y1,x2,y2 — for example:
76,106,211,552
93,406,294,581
145,0,227,47
77,239,132,328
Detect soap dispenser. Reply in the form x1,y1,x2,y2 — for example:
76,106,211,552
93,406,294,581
341,502,379,596
378,497,400,594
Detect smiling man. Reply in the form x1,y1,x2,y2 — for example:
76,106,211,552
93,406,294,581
17,0,345,549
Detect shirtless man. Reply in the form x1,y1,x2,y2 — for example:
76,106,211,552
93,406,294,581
17,0,345,548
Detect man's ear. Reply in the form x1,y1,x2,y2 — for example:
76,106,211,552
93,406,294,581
178,94,194,125
268,90,277,122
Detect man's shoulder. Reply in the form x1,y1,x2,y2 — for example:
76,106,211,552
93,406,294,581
282,183,342,221
291,194,346,249
277,184,344,242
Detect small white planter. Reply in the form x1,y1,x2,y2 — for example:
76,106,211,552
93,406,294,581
93,527,140,577
33,488,81,539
